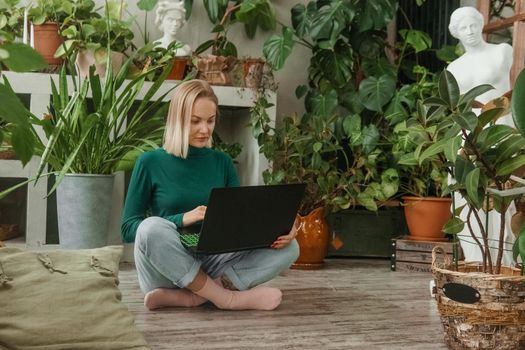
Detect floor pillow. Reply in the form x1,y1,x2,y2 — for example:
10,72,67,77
0,245,149,350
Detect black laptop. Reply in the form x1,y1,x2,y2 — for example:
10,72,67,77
179,184,305,254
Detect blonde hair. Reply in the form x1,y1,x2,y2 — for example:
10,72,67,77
163,79,218,158
155,0,186,31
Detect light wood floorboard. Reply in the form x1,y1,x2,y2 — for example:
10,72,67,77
119,259,447,350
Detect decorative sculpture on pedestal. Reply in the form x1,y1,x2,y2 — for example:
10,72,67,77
154,0,191,56
447,6,516,265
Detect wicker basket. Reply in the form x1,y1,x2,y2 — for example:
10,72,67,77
432,246,525,349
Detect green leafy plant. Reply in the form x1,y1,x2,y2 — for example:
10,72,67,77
55,0,135,62
28,0,72,25
0,0,24,40
255,0,436,213
195,0,276,57
0,57,175,199
417,69,525,274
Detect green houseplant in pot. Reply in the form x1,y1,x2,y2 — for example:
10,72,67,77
0,57,174,248
28,0,72,65
418,70,525,349
392,70,454,242
55,0,135,78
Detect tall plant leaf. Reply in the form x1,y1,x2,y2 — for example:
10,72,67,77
291,2,316,38
439,70,460,108
512,67,525,138
496,155,525,176
465,168,481,208
263,26,295,70
358,74,396,112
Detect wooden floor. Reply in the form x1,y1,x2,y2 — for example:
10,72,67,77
119,258,448,350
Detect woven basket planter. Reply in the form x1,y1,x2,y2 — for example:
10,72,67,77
432,246,525,349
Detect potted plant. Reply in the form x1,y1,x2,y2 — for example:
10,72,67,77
28,0,71,65
131,41,192,81
391,69,454,242
0,56,174,249
421,69,525,349
55,0,135,78
0,0,25,43
194,0,276,86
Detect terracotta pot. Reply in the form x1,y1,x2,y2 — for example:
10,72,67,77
403,196,452,242
242,58,264,88
33,22,63,65
292,207,330,270
75,50,125,78
167,56,190,80
196,54,237,86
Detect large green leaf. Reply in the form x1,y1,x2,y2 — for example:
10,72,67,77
419,139,446,163
451,111,478,132
454,157,475,185
476,124,514,152
357,74,396,112
290,2,316,38
137,0,157,11
362,124,379,155
444,135,462,163
512,224,525,267
343,114,361,145
459,84,493,108
354,0,397,31
477,107,505,130
263,26,295,70
236,0,276,38
443,217,465,234
399,29,431,53
0,82,32,126
439,70,460,108
496,155,525,176
203,0,228,23
495,135,525,163
465,168,481,208
309,90,338,117
310,41,353,89
309,0,354,48
512,67,525,139
0,43,47,72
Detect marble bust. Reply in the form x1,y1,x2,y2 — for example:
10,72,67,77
447,6,516,265
447,6,513,108
154,0,192,56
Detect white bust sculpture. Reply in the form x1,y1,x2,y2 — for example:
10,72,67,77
447,6,513,107
447,6,516,265
154,0,192,56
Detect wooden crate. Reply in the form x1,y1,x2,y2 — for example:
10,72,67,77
391,236,463,273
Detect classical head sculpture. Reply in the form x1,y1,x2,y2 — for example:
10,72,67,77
154,0,191,55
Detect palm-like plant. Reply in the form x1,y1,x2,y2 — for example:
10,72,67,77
0,57,174,199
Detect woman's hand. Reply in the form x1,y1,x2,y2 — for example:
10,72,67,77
271,219,298,249
182,206,207,227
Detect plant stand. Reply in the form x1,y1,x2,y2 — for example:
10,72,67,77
432,246,525,349
327,206,407,257
391,236,462,273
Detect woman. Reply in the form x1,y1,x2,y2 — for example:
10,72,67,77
154,0,192,56
447,6,515,265
121,79,299,311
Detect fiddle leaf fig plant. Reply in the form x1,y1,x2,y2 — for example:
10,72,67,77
416,69,525,274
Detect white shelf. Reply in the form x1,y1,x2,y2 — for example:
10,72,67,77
0,71,276,257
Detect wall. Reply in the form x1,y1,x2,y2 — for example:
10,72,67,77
106,0,311,122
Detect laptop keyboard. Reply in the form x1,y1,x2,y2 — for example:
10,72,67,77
180,233,200,247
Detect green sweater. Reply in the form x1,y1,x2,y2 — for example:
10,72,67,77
120,146,239,243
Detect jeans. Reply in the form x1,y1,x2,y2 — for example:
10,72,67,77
133,216,300,293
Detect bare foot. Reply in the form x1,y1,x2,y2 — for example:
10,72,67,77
144,288,208,310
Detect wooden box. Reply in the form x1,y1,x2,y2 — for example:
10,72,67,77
391,236,463,273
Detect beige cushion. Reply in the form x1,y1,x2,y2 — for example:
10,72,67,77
0,245,149,350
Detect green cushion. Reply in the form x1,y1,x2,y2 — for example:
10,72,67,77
0,245,149,350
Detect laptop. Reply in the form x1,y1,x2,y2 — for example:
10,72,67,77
179,184,305,254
